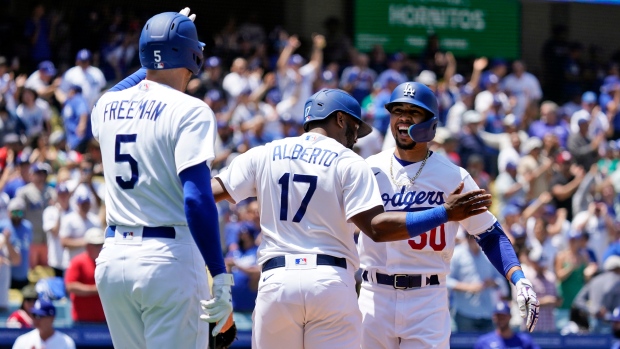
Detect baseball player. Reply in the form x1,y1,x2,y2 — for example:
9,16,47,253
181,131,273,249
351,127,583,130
91,9,233,349
357,81,540,349
210,88,491,349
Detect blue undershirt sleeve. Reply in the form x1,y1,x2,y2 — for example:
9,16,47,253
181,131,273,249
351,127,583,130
475,221,521,278
108,68,147,92
179,163,226,277
405,206,448,238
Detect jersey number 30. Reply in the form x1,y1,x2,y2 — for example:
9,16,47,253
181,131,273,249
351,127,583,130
115,134,139,189
408,224,447,251
278,173,317,222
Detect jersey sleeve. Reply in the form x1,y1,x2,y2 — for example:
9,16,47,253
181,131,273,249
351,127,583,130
174,106,217,174
91,102,100,141
458,172,497,235
215,147,261,203
341,158,383,220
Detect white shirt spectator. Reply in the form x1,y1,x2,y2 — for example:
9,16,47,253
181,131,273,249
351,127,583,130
502,72,542,118
277,64,317,122
475,90,510,115
24,71,47,92
59,65,106,109
572,210,609,263
59,210,100,267
42,204,73,270
445,101,468,136
16,98,51,137
222,71,250,104
570,109,609,139
12,328,75,349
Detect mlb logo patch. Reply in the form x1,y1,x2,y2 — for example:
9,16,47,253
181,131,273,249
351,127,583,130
155,62,164,69
295,258,307,265
305,135,317,141
123,232,134,240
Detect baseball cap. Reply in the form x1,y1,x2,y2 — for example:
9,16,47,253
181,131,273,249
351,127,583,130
388,52,405,62
205,56,221,68
528,247,547,264
288,54,304,66
84,227,105,245
69,84,83,94
451,74,464,85
76,49,92,62
604,255,620,271
462,110,483,124
31,299,56,317
510,223,526,239
21,285,38,300
505,161,518,171
30,162,52,175
38,61,57,76
556,151,573,164
582,91,597,104
205,89,223,102
266,88,282,104
75,190,91,205
601,76,620,94
502,204,521,218
568,230,584,241
416,70,437,86
484,74,500,88
56,182,69,194
322,70,335,83
493,301,512,315
7,197,25,212
543,204,557,216
521,137,543,154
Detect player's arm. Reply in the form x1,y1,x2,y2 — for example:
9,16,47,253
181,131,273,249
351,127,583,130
211,177,233,203
474,222,540,332
354,182,491,242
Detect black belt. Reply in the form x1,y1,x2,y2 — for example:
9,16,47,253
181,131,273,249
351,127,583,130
262,254,347,272
362,270,440,289
105,226,176,239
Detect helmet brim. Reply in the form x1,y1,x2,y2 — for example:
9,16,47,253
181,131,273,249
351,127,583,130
385,99,436,117
358,121,373,139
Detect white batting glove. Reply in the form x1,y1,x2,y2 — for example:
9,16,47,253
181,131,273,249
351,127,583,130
200,273,234,336
179,7,196,22
516,278,540,332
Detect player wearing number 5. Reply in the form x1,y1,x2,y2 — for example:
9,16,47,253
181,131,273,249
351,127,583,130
91,10,232,349
211,88,491,349
357,82,540,349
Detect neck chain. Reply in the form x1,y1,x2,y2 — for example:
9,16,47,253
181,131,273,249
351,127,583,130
389,150,431,187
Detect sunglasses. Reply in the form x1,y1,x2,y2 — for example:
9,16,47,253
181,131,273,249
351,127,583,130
10,210,24,218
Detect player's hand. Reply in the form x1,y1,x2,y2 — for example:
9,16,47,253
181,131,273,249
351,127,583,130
200,273,234,336
516,278,539,332
178,7,196,22
443,182,491,221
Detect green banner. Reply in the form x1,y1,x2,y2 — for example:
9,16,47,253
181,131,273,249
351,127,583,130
355,0,520,59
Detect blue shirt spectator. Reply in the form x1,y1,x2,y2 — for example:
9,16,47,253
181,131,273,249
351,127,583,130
2,198,33,289
62,85,91,152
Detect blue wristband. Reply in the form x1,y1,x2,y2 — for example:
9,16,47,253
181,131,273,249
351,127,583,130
510,269,525,285
405,206,448,238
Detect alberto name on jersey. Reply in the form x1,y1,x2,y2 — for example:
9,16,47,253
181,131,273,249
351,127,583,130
358,149,497,277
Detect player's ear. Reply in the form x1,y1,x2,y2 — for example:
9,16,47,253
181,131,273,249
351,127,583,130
336,111,345,129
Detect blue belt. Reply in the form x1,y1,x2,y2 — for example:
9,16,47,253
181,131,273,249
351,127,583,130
262,254,347,272
362,270,440,289
105,226,176,239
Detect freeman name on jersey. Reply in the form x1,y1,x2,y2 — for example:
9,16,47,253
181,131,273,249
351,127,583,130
272,143,339,167
102,100,168,122
382,186,445,210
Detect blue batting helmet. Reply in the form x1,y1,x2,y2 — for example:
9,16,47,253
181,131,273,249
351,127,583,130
385,82,439,143
303,89,372,138
139,12,205,75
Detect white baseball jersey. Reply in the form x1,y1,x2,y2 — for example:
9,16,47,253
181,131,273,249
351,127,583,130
12,329,76,349
91,80,216,229
216,132,383,269
358,149,497,277
60,65,107,109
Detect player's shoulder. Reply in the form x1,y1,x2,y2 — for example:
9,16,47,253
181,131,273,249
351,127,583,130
365,148,393,166
428,152,470,178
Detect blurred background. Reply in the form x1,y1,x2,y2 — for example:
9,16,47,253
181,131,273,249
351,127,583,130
1,0,620,348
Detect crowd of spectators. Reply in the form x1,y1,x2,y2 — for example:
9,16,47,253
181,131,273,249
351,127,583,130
0,4,620,341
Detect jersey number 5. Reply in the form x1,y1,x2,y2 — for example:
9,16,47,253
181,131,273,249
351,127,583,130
115,134,139,189
408,224,446,251
278,173,317,222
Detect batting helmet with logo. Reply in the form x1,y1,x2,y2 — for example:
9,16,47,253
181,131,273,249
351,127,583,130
385,82,439,143
139,12,205,75
303,89,372,138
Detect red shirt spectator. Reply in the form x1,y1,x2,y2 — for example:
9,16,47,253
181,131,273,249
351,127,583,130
64,227,105,323
6,285,37,328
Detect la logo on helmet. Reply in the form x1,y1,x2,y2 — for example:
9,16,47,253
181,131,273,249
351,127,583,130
305,106,311,120
403,83,415,97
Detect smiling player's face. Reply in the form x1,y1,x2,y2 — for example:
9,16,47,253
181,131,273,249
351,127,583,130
389,103,428,150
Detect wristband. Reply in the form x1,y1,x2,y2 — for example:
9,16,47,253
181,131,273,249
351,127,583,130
405,206,448,238
510,269,525,285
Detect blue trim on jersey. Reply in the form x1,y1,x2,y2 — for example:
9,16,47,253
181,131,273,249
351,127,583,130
393,151,434,167
108,68,146,92
405,205,448,238
179,163,226,276
476,221,521,277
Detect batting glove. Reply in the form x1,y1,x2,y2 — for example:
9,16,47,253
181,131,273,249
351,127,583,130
179,7,196,22
516,278,540,332
200,273,234,336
